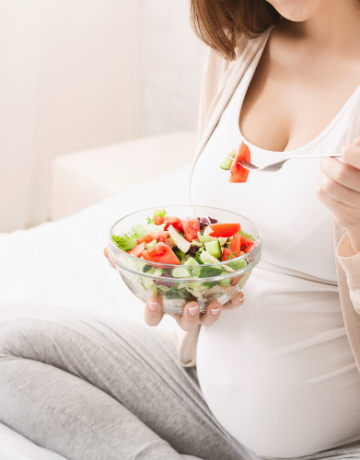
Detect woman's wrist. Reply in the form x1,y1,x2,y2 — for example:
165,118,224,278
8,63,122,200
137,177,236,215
345,225,360,255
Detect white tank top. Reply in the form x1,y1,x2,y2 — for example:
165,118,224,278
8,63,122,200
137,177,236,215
191,44,360,458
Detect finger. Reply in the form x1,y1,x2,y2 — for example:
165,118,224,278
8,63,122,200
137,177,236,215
170,301,200,332
320,157,360,193
104,248,116,269
317,187,360,227
144,298,164,327
222,292,244,311
342,141,360,169
199,301,222,327
319,172,360,208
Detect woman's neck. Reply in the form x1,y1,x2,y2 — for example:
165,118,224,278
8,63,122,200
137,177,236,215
280,0,360,54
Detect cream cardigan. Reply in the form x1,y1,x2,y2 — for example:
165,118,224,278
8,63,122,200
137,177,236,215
176,28,360,368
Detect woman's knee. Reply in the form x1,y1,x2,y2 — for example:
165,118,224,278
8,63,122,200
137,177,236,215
0,307,76,363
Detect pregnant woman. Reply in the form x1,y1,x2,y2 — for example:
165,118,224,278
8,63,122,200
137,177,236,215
1,0,360,459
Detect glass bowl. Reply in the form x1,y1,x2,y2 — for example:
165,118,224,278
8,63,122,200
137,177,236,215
107,205,262,314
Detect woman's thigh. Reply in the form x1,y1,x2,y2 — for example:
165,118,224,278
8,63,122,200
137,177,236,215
0,306,249,460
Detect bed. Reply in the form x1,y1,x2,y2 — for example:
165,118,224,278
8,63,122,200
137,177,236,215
0,164,203,460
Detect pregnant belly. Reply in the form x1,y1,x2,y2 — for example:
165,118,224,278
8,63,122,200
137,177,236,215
196,270,360,458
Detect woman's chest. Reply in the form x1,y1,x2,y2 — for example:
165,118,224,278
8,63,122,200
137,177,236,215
240,38,360,152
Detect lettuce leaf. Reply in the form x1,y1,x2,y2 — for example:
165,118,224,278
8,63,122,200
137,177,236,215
112,234,136,251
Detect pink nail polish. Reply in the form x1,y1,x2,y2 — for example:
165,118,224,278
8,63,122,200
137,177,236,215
211,308,220,316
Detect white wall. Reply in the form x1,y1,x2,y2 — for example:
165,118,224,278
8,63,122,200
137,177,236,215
140,0,205,136
0,0,205,232
0,0,141,232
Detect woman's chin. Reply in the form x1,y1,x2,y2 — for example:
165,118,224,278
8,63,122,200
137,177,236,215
267,0,319,22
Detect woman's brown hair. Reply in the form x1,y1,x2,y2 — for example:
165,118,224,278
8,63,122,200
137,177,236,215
190,0,280,60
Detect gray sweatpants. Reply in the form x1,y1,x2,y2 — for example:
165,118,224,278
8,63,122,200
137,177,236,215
1,306,360,460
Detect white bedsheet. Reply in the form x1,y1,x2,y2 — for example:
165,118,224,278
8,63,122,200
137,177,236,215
0,164,191,324
0,165,203,460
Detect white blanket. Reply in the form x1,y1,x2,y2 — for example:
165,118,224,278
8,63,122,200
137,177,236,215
0,165,203,460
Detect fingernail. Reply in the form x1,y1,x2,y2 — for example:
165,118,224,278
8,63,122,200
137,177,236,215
148,302,157,312
211,307,220,316
188,306,198,316
232,294,244,305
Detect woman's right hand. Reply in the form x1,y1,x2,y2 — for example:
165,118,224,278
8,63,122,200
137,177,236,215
104,248,244,332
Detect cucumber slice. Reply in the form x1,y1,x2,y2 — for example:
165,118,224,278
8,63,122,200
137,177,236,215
200,251,221,265
184,257,200,276
168,225,191,253
172,267,191,278
197,232,217,244
145,239,157,250
190,241,203,247
219,148,236,170
200,251,234,273
220,277,232,287
228,259,247,270
143,265,155,273
205,240,222,259
141,277,154,290
153,268,163,276
184,257,199,266
199,266,223,278
238,230,255,241
199,251,224,277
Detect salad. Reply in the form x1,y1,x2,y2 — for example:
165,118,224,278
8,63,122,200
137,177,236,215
220,140,251,183
110,208,258,314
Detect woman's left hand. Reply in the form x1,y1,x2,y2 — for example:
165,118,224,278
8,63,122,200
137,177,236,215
318,137,360,254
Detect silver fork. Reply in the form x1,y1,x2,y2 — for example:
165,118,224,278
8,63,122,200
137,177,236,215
235,155,341,173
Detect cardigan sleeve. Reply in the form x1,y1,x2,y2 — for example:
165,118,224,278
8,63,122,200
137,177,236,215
197,47,232,140
337,233,360,312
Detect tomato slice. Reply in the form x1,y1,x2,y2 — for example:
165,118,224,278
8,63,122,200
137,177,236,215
131,242,146,258
229,141,251,183
240,236,256,254
231,275,242,287
164,217,183,232
136,234,153,245
163,237,175,248
209,223,241,238
136,231,169,245
150,231,170,243
230,233,241,257
154,216,165,225
142,242,180,265
181,218,200,241
222,248,235,261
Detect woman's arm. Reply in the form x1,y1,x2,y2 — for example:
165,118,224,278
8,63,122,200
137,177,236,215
317,138,360,311
317,137,360,255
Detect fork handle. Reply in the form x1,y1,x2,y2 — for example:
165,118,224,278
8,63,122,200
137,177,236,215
289,155,342,160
